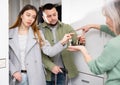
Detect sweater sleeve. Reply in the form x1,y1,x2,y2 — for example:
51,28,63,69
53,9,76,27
42,53,56,71
88,38,120,75
100,25,116,37
41,40,66,57
40,30,66,57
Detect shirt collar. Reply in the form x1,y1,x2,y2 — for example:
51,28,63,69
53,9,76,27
42,20,62,28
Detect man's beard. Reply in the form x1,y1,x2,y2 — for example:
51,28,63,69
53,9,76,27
48,21,58,26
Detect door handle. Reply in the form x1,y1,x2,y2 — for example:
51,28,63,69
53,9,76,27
81,79,90,83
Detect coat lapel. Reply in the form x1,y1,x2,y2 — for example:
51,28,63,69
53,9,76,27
9,27,21,60
25,27,38,56
9,27,38,60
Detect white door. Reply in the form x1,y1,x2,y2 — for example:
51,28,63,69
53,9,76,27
0,0,9,85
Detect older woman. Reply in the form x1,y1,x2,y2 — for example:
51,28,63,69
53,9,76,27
68,0,120,85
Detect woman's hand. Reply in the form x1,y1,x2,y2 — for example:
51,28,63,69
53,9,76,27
67,45,91,62
67,45,86,52
13,71,22,82
67,45,88,57
60,33,74,45
76,25,92,32
76,24,100,32
77,30,86,45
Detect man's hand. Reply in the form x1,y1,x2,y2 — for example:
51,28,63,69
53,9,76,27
51,66,63,74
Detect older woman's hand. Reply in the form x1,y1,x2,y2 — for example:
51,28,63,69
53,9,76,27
67,45,86,52
76,24,100,32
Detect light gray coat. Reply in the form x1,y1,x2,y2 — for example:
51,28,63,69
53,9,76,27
9,27,65,85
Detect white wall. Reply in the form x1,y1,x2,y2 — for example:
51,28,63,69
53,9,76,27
0,0,9,85
62,0,104,24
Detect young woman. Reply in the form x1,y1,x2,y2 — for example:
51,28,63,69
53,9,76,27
9,4,72,85
68,0,120,85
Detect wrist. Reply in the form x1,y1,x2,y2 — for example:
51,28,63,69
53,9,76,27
90,24,100,30
60,40,66,46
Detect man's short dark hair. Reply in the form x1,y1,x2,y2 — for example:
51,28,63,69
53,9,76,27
42,3,56,11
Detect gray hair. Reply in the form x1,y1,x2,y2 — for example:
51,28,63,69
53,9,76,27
103,0,120,35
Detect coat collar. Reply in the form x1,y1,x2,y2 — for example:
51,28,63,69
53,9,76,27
9,27,20,60
25,27,38,55
9,27,38,60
